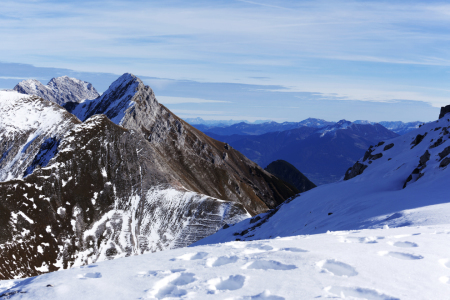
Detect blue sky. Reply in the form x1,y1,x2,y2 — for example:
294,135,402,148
1,0,450,122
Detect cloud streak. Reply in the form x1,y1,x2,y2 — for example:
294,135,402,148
157,96,231,104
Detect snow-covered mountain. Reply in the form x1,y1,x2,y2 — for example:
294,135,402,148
195,118,335,136
0,74,297,279
196,111,450,244
184,118,250,127
13,76,99,106
354,120,423,135
0,90,80,182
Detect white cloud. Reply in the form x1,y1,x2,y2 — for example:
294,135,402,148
171,109,225,115
157,96,231,104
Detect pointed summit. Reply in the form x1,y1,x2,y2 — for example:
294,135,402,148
68,73,149,124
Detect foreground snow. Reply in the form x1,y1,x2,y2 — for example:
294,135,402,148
2,224,450,299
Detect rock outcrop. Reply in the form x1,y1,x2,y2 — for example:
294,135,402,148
439,105,450,119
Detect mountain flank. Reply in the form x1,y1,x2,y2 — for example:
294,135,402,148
265,160,316,193
0,74,298,279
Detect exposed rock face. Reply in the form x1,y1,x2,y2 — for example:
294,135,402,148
13,76,99,106
0,74,297,279
403,150,430,188
265,160,315,193
439,105,450,119
344,162,368,180
384,143,394,151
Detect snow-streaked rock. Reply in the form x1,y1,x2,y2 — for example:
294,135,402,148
0,90,80,182
1,224,450,299
0,114,250,279
13,76,99,106
68,73,138,124
0,74,297,279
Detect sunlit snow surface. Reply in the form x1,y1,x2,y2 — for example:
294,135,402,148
1,225,450,299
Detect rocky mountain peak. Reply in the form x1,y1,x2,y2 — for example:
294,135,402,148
13,76,99,106
67,73,149,125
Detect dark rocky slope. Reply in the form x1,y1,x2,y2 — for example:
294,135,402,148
265,160,316,193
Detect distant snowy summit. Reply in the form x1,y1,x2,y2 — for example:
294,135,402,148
13,76,99,106
194,118,422,136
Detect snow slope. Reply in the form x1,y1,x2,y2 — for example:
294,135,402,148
1,224,450,299
196,113,450,244
0,90,80,181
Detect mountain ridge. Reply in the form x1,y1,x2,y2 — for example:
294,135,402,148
13,76,99,106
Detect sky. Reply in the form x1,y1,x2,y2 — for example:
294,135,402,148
1,0,450,122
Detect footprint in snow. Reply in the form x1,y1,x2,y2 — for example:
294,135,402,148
280,247,308,253
230,290,285,300
247,244,274,251
208,274,246,293
340,236,378,244
243,244,274,254
80,264,98,268
206,255,239,267
170,252,208,261
243,260,296,271
438,259,450,269
389,241,418,248
77,272,102,279
147,272,196,299
317,259,358,277
325,286,399,300
137,269,186,278
439,276,450,284
378,251,423,260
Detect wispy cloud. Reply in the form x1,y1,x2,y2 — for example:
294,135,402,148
171,109,226,115
235,0,292,10
157,96,231,104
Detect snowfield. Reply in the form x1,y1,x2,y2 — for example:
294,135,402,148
1,224,450,299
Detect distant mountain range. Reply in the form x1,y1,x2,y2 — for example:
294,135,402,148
192,118,335,135
354,120,423,135
195,108,450,245
183,117,271,127
205,120,399,185
191,118,422,136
